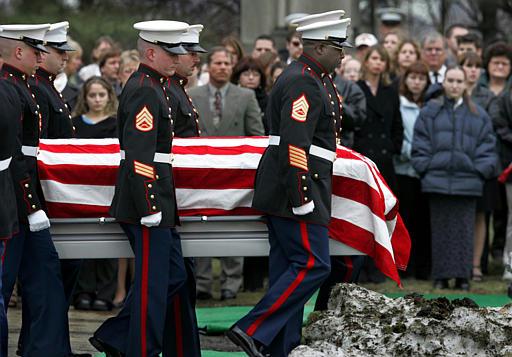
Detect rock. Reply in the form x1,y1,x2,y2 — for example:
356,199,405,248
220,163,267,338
291,284,512,356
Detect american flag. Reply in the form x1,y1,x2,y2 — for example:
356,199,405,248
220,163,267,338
38,137,410,285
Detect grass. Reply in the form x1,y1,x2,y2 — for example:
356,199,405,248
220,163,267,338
196,259,512,308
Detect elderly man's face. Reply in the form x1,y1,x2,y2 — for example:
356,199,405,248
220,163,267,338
422,38,445,71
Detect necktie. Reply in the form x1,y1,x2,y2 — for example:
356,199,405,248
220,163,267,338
433,72,439,84
213,90,222,127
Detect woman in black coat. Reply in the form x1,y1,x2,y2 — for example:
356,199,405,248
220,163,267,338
355,45,403,193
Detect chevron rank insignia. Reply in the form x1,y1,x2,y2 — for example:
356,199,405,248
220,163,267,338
134,160,155,179
135,106,154,132
291,94,309,122
288,144,308,171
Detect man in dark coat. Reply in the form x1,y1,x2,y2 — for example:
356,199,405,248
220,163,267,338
90,20,191,357
0,23,70,357
226,12,351,357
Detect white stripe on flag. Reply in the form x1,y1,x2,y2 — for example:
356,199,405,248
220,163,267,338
176,188,254,210
331,195,395,262
174,137,269,147
40,180,114,206
38,152,121,166
173,153,262,169
39,138,120,146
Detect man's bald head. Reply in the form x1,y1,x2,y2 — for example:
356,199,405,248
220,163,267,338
136,37,179,77
0,37,43,74
0,37,18,59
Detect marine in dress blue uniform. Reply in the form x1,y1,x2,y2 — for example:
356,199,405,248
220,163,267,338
226,12,352,357
89,21,191,357
0,23,70,357
22,22,90,357
0,32,21,354
290,13,366,312
163,24,206,357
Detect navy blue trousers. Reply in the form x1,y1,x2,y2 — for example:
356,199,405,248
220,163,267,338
1,224,68,357
0,241,7,357
163,257,201,357
236,216,331,357
94,224,187,357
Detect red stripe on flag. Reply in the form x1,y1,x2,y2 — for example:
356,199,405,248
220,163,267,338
45,202,111,218
332,176,386,220
247,222,315,336
38,143,120,154
172,145,265,155
38,163,118,186
329,217,401,285
141,227,150,357
173,168,256,189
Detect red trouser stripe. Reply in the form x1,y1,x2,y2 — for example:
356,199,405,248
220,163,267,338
1,240,7,264
173,295,184,357
140,227,150,357
342,256,354,282
247,222,315,336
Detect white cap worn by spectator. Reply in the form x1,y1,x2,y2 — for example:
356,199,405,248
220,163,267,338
377,7,405,26
45,21,74,51
354,33,378,48
180,24,207,53
297,16,352,49
291,10,346,28
134,20,190,55
0,23,50,53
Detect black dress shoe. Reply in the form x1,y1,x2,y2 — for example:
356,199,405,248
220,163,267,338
433,279,449,289
221,290,237,301
89,336,124,357
454,278,470,291
196,291,213,300
74,293,92,310
91,299,112,311
67,353,92,357
225,326,270,357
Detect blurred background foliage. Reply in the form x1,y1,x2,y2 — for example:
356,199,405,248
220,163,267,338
0,0,240,63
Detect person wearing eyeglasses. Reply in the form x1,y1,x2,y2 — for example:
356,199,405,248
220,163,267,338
421,32,447,84
284,30,303,64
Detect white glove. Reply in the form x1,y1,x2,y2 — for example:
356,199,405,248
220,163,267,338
292,201,315,216
27,210,51,232
141,212,162,227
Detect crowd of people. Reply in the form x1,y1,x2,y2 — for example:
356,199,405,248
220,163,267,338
1,6,512,357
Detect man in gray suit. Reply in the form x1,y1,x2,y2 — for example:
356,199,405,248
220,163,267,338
189,46,264,300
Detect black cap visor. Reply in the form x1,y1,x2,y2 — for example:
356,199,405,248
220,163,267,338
182,43,207,53
46,41,75,51
20,37,49,53
326,36,353,49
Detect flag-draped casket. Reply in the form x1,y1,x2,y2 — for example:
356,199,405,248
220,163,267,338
37,137,410,285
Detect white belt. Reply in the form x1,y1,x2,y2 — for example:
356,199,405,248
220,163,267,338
120,150,174,164
268,135,336,162
22,146,38,157
0,157,12,171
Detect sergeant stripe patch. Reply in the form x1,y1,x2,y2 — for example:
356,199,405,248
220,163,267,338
134,160,155,179
288,145,308,171
135,106,154,132
290,94,309,122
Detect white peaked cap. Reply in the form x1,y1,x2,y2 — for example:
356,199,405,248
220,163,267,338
180,24,203,43
0,23,50,52
45,21,74,51
134,20,190,55
297,18,352,48
46,21,69,43
291,10,345,28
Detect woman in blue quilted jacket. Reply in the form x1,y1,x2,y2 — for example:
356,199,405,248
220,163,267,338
411,66,498,291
